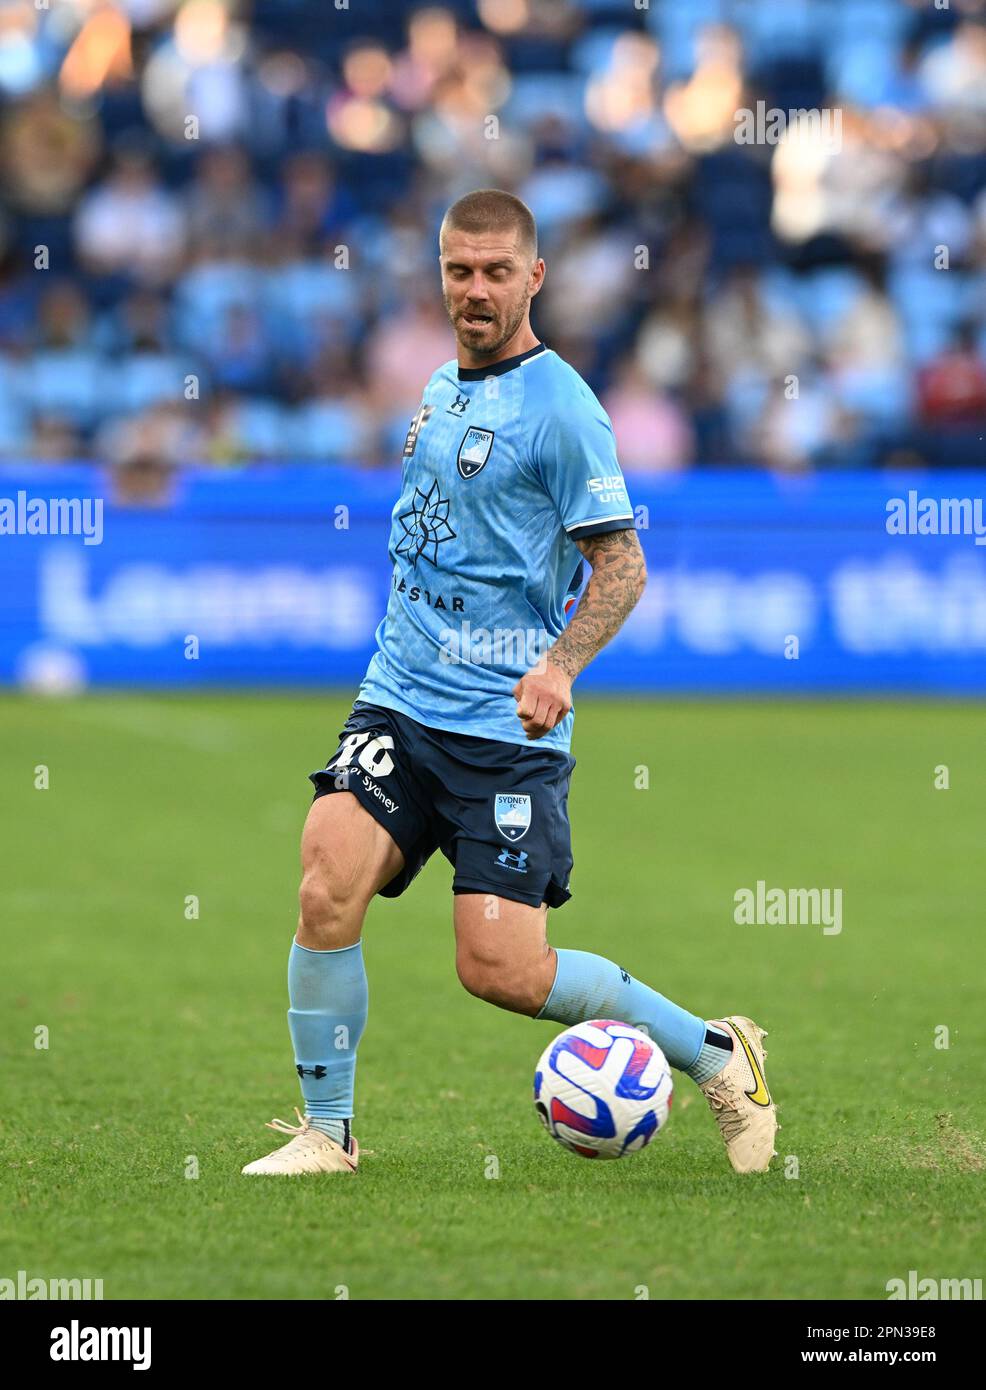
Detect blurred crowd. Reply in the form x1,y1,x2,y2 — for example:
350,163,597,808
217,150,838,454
0,0,984,482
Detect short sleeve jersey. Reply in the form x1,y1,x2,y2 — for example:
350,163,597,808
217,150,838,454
358,342,634,751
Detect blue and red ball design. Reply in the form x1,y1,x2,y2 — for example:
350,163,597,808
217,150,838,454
534,1019,673,1160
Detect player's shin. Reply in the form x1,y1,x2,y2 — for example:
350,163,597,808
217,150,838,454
536,947,727,1078
287,939,368,1151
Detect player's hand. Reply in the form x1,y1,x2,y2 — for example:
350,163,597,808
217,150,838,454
512,660,572,740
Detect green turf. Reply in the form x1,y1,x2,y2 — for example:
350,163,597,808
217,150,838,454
2,694,984,1300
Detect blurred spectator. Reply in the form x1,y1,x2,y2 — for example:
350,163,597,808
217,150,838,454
0,0,978,474
919,19,986,114
74,146,186,284
917,324,986,427
539,213,641,346
705,266,812,392
636,298,701,394
97,402,204,503
364,291,454,420
274,153,358,251
754,369,846,473
1,91,101,216
141,0,252,144
30,414,83,462
28,282,104,436
603,359,693,472
293,347,375,464
38,282,92,349
823,260,910,433
881,165,973,271
185,146,269,257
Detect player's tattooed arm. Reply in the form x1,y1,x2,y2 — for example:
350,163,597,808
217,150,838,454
547,527,647,683
513,528,645,739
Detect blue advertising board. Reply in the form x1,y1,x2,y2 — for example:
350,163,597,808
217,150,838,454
1,464,985,693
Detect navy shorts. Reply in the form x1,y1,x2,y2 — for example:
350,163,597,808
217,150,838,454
309,701,575,909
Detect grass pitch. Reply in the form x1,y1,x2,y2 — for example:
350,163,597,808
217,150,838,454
2,694,984,1300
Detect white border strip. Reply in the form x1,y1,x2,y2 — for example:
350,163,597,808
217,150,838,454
566,513,635,532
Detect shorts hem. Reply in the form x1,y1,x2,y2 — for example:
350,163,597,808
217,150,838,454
452,878,572,910
309,768,420,866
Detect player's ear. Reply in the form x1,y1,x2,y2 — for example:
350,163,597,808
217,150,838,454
529,257,546,296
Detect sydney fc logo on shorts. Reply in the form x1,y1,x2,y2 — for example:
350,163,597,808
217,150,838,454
457,426,495,480
494,792,531,841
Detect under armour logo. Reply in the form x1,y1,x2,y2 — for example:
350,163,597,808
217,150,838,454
296,1064,328,1079
447,393,469,416
496,848,529,872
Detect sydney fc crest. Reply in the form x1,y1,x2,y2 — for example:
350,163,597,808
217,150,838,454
457,426,495,480
494,792,531,842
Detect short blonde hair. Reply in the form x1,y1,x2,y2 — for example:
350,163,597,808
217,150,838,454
440,189,538,260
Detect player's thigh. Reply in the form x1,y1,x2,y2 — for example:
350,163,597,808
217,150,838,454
453,892,554,1013
299,791,405,939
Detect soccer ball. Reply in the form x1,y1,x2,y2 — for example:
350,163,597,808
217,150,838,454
534,1020,673,1159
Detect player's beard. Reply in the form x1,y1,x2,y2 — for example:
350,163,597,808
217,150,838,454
446,289,530,361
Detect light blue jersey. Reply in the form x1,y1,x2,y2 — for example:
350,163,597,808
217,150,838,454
358,342,634,751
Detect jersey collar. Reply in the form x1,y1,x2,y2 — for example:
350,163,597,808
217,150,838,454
456,341,547,381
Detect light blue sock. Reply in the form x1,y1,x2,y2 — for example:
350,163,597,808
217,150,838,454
287,940,368,1147
536,948,709,1073
687,1023,734,1084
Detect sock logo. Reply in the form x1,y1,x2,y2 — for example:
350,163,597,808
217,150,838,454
296,1065,328,1079
619,968,631,984
729,1022,771,1107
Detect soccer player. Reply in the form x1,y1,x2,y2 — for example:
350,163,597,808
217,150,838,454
242,190,776,1177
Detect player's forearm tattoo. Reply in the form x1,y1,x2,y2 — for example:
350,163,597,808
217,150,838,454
548,528,646,682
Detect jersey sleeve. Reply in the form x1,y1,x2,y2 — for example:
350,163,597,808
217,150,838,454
528,385,635,540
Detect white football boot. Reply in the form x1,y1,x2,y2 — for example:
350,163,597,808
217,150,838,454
241,1108,359,1176
698,1016,777,1174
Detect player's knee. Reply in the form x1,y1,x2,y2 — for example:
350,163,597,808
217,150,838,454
456,948,544,1015
297,866,365,949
